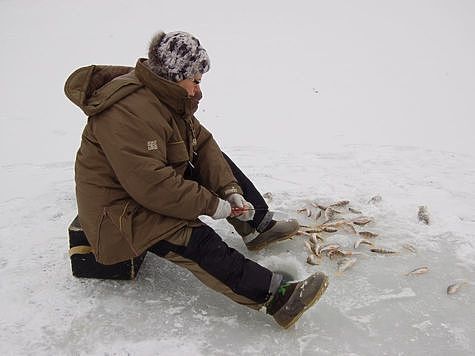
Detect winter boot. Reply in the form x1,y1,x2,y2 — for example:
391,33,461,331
266,271,329,329
245,219,299,251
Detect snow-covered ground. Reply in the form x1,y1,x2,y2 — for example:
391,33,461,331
1,145,474,355
1,1,474,355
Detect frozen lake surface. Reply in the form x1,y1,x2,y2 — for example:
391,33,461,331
1,0,474,354
1,145,474,355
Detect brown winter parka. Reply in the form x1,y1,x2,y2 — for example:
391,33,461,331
65,58,242,264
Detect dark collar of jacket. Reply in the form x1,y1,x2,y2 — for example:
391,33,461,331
135,58,195,118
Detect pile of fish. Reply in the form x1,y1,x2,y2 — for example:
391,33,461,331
297,197,399,264
293,197,466,295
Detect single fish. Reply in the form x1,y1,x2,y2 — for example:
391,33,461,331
359,231,378,238
402,243,417,253
418,206,430,225
304,241,314,254
353,217,372,226
330,200,350,208
315,242,323,255
447,281,467,295
309,233,322,245
354,238,374,249
297,208,312,217
297,230,314,238
324,220,357,234
323,219,346,227
405,266,429,276
309,234,318,245
336,249,363,256
315,209,322,221
341,222,358,234
324,207,341,221
314,243,322,256
301,228,323,234
307,254,320,265
349,207,362,214
320,243,341,255
323,226,338,233
369,195,382,204
370,248,397,254
312,203,328,211
337,257,357,273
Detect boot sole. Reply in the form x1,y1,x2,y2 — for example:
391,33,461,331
277,274,329,329
246,227,299,251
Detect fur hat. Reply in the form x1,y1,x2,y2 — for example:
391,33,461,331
148,31,210,82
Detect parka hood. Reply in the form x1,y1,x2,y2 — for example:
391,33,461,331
64,65,142,116
65,59,201,118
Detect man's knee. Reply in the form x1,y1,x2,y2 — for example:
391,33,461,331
148,225,221,259
184,225,230,264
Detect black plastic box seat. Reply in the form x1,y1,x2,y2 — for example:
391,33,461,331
68,216,146,280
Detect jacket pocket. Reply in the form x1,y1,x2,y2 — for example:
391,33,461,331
166,140,189,165
104,200,140,256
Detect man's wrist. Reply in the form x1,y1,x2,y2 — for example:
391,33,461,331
221,184,243,199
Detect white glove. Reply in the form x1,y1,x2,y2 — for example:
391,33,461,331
211,199,232,220
227,194,255,221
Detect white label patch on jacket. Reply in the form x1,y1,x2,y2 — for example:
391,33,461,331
147,140,158,151
224,187,239,196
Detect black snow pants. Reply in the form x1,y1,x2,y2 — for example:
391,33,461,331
148,153,276,309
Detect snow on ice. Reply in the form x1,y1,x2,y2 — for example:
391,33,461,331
1,1,475,355
1,145,474,355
